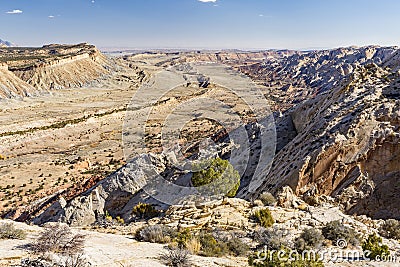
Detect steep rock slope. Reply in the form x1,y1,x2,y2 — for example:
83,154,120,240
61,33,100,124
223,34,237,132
0,63,35,98
0,43,111,98
252,64,400,219
240,46,399,111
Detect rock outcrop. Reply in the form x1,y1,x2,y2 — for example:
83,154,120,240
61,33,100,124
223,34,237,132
0,43,111,98
252,63,400,220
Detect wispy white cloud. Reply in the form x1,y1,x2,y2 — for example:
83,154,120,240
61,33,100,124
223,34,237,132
198,0,217,3
6,9,23,14
48,15,55,18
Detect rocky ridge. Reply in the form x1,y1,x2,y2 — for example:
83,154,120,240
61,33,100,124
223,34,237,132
0,43,112,98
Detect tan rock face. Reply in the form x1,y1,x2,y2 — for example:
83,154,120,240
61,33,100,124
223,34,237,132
0,44,111,98
252,64,400,220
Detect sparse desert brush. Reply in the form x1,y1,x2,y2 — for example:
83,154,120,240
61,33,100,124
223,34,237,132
115,216,125,225
20,254,91,267
226,237,250,257
159,248,192,267
248,248,325,267
136,225,173,244
0,222,27,240
379,219,400,240
321,220,359,247
31,223,86,255
252,208,275,228
254,227,291,250
132,202,160,220
362,234,390,261
185,237,201,255
198,232,229,257
174,229,192,248
295,228,324,251
258,192,276,206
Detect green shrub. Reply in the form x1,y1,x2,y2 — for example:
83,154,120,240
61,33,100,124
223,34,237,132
362,234,390,261
253,208,275,228
295,228,324,252
321,221,359,247
258,192,277,206
136,225,173,244
132,203,160,220
174,229,192,249
191,157,240,197
0,222,27,240
379,219,400,240
199,233,229,257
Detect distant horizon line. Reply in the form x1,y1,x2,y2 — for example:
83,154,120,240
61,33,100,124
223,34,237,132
4,41,399,53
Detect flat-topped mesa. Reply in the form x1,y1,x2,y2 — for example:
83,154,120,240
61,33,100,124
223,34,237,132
0,43,111,96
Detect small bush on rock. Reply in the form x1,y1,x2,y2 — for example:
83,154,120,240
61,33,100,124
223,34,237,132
191,157,240,197
253,208,275,228
185,237,201,255
0,222,27,240
295,228,324,251
258,192,277,206
174,229,192,249
136,225,173,244
226,237,250,257
132,203,160,220
199,233,229,257
321,220,359,247
362,234,390,261
31,223,86,255
20,254,91,267
159,248,192,267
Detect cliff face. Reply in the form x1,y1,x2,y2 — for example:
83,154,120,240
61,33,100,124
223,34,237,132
252,64,400,219
0,62,36,98
0,43,111,98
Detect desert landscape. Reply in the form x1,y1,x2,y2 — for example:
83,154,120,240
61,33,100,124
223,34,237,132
0,0,400,266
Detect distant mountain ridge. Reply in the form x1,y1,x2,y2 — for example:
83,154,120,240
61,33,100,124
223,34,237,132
0,38,15,47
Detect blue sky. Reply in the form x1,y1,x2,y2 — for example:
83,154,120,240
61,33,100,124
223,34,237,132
1,0,400,50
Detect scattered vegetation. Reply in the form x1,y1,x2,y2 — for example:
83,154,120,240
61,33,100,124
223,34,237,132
321,220,359,247
379,219,400,240
136,225,173,244
248,248,325,267
362,234,390,261
20,254,91,267
191,157,240,197
132,203,160,220
252,208,275,228
31,223,86,255
198,232,229,257
254,227,291,250
0,222,27,240
159,248,192,267
226,237,250,257
258,192,277,206
173,229,193,249
184,237,202,255
295,228,324,251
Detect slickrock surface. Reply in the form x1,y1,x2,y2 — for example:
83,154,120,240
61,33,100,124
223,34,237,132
252,63,400,220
